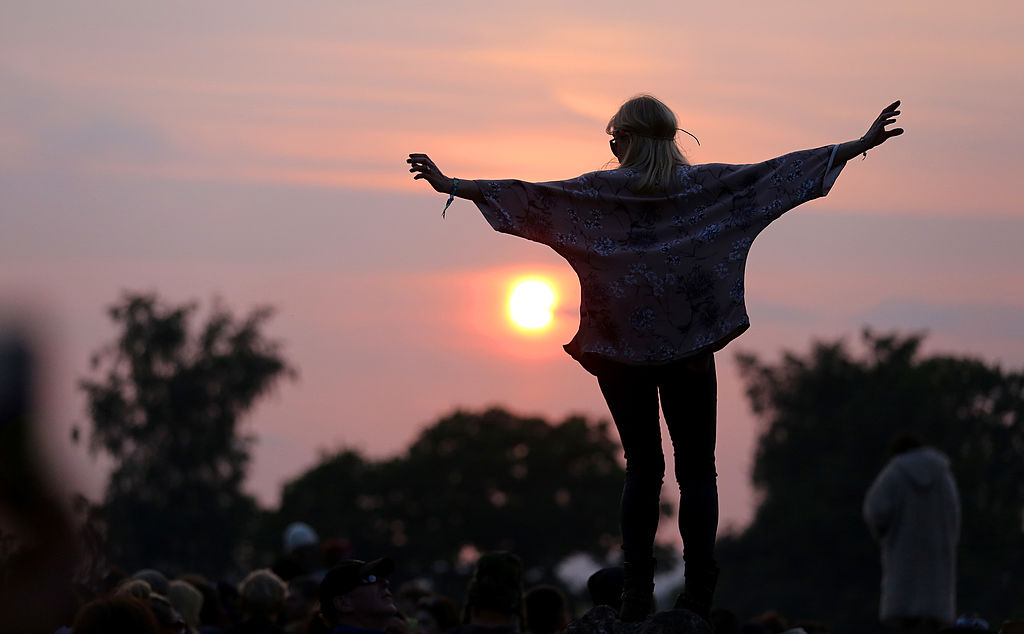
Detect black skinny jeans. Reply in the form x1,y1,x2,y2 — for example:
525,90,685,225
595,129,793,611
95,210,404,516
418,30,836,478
597,354,719,571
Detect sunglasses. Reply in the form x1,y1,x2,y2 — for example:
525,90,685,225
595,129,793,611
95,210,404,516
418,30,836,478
609,132,629,158
608,128,699,157
359,574,381,585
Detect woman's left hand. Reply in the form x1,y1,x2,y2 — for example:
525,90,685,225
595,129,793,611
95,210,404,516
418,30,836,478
862,100,904,150
407,154,453,193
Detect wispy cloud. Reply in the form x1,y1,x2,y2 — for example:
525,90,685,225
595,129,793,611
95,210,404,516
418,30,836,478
859,299,1024,340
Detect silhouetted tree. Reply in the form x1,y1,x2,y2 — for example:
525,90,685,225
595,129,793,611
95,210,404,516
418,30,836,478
714,330,1024,633
81,292,292,575
267,408,635,579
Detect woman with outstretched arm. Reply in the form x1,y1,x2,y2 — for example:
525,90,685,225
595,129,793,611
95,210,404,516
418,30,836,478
408,97,903,622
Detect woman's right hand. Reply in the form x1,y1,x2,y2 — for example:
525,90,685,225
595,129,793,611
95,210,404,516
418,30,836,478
407,154,453,194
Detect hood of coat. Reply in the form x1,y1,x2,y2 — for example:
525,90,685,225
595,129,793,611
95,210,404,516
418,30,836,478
892,447,951,489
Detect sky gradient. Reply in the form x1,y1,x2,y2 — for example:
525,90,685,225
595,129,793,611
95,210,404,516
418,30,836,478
2,1,1023,539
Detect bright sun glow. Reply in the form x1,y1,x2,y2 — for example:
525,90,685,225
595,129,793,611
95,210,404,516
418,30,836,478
508,279,557,330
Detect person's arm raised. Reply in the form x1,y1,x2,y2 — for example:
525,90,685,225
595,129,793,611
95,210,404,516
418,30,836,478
832,100,904,164
407,153,484,202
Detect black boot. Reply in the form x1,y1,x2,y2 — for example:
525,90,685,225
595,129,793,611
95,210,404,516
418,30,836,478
619,558,656,623
674,561,719,621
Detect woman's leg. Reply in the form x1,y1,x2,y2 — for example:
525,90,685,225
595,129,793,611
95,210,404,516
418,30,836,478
597,369,663,620
598,370,664,564
658,355,719,618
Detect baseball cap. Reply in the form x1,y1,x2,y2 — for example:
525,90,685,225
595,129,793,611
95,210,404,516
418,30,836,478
319,557,395,618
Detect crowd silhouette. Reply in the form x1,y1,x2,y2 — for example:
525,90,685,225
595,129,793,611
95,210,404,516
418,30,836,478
48,520,1017,634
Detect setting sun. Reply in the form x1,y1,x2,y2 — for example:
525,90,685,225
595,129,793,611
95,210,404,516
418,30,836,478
508,279,557,330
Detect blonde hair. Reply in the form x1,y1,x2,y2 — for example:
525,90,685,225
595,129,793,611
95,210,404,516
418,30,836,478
606,94,689,192
238,569,288,617
168,580,204,630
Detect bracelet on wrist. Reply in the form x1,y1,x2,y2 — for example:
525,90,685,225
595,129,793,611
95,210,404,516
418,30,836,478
442,177,459,218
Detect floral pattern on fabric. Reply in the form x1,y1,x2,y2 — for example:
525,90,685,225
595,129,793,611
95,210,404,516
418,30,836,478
474,146,845,368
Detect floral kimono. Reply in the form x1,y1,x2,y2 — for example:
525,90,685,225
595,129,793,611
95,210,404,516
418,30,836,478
474,145,846,373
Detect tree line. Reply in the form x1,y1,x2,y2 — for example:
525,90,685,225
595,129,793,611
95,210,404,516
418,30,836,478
65,293,1024,632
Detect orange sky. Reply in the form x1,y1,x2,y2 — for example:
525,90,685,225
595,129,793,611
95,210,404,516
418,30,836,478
2,1,1023,542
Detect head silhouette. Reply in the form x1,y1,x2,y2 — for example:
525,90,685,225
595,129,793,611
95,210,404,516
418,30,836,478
606,94,690,192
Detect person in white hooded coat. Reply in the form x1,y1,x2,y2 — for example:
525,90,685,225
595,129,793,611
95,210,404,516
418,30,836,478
863,436,961,634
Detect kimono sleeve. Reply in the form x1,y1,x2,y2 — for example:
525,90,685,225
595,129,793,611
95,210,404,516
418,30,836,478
473,179,572,245
708,145,847,229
